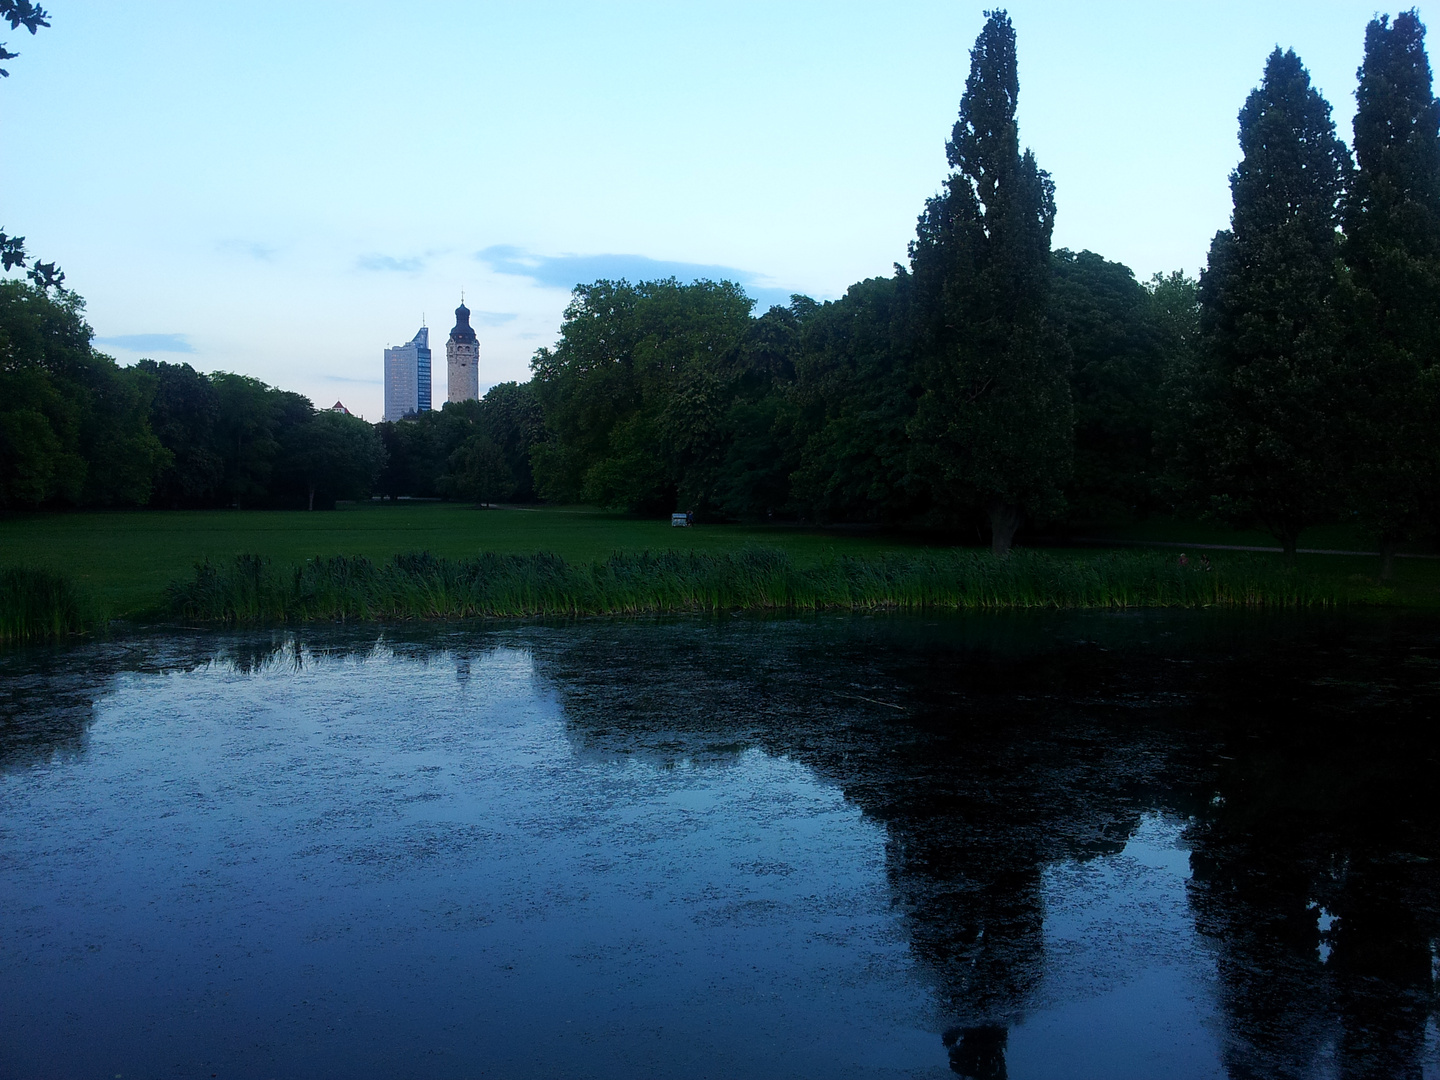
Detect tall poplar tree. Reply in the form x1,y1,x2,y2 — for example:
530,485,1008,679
1343,11,1440,578
1186,48,1351,555
908,9,1071,555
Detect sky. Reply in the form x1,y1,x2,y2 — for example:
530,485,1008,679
2,1,1435,420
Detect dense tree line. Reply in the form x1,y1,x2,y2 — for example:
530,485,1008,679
375,382,543,505
520,12,1205,553
5,7,1439,571
0,280,385,510
518,8,1440,567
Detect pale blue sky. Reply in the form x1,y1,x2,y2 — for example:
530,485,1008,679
1,1,1433,419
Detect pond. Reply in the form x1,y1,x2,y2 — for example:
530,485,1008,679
2,612,1439,1078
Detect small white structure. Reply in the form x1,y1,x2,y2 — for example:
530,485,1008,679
671,513,690,527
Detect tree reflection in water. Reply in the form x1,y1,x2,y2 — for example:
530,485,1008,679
2,613,1437,1077
524,612,1440,1079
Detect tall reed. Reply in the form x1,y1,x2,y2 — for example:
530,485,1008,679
0,565,104,644
165,548,1383,626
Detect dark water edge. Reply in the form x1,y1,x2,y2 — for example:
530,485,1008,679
2,611,1439,1078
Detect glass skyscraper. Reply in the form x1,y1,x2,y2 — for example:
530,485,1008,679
383,325,432,422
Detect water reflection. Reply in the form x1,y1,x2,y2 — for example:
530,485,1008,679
1186,632,1440,1079
524,613,1440,1077
1,613,1438,1078
527,616,1210,1075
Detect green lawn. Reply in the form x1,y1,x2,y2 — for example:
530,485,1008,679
1073,518,1430,553
0,502,930,616
1,502,1436,617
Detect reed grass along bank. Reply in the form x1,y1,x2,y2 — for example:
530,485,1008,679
0,566,105,644
164,548,1383,625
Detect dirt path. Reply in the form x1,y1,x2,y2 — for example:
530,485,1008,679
1072,537,1439,559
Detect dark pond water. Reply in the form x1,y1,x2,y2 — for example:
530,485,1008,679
3,612,1440,1079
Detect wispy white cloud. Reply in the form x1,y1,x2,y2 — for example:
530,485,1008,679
475,245,796,310
474,310,517,326
357,254,425,273
218,240,280,262
96,333,195,354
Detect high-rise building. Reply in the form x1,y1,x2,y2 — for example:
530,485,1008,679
446,300,480,403
383,325,431,422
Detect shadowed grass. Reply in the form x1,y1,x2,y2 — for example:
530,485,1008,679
0,566,106,644
166,548,1387,625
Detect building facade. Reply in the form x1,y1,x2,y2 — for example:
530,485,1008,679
382,326,431,422
446,301,480,403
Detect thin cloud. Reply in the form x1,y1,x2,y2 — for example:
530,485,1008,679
477,244,755,290
474,244,799,310
218,239,279,262
321,373,382,385
96,333,195,354
474,310,517,326
357,254,425,273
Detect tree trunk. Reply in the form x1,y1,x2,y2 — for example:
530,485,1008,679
1380,539,1398,582
990,503,1022,557
307,484,315,512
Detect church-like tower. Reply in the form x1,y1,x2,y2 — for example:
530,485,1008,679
446,300,480,403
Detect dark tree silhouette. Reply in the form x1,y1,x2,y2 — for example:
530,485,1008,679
908,9,1072,555
1185,48,1351,555
1342,10,1440,578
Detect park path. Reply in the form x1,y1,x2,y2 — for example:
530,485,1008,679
1073,537,1439,560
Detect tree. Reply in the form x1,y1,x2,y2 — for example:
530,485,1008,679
789,278,922,524
1185,48,1351,556
139,360,225,507
209,373,312,508
376,415,443,499
1342,10,1440,577
279,410,386,510
908,9,1072,554
529,278,753,514
1,2,62,293
441,432,513,507
1147,270,1202,514
0,280,166,509
1049,250,1166,522
702,299,811,521
0,0,49,78
474,381,545,501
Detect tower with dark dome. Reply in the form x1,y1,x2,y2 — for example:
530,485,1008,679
446,299,480,403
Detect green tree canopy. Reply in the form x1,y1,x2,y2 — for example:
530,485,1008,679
1049,250,1168,522
440,432,513,507
1187,47,1351,555
279,410,386,510
529,278,754,514
908,8,1072,553
139,359,225,508
1342,10,1440,574
0,280,166,509
788,277,921,524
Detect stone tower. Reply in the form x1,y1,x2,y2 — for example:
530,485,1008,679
446,300,480,403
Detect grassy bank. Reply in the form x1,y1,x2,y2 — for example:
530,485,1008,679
166,548,1388,625
0,503,923,616
3,503,1437,621
0,566,105,644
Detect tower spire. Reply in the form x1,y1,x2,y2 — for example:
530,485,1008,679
447,292,480,403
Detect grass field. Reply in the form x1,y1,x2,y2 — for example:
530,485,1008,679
0,502,928,616
1,501,1437,619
